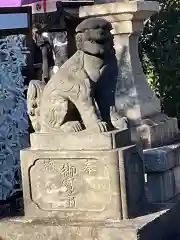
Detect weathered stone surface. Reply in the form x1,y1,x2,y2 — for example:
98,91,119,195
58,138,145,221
137,114,178,149
144,143,180,172
173,166,180,197
30,129,131,150
146,170,174,203
145,165,180,203
144,143,180,202
1,202,180,239
20,144,145,220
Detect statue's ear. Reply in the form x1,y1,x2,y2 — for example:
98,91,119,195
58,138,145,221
75,33,83,50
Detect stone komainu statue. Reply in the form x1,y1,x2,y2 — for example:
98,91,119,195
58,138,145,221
27,17,124,133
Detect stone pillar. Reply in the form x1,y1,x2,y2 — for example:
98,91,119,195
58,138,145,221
79,1,179,149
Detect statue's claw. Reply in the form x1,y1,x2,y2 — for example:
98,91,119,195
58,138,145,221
98,121,108,132
72,121,83,132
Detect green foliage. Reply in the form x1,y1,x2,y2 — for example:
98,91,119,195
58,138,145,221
139,0,180,119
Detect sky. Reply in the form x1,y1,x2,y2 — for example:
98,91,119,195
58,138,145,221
0,13,28,29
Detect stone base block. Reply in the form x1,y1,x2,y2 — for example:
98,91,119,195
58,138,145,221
30,129,131,150
144,143,180,172
1,203,180,240
20,145,145,220
145,166,180,203
137,114,179,149
144,144,180,202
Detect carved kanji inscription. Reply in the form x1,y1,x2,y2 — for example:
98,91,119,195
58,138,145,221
30,158,111,212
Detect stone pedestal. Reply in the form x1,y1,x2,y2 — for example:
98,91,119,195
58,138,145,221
0,129,178,239
20,130,145,220
79,1,179,148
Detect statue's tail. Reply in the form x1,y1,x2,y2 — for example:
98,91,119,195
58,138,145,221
27,80,46,132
